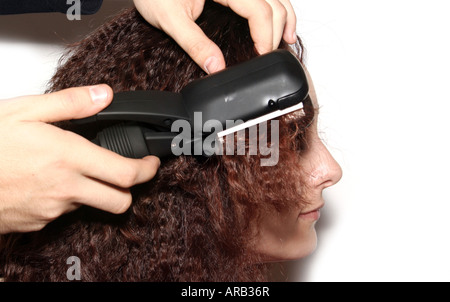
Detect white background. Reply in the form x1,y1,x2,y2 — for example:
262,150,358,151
1,0,450,281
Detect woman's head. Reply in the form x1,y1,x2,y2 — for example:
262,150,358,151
253,69,342,262
0,1,341,281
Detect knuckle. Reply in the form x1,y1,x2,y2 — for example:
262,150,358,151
30,222,48,233
278,4,288,20
279,0,296,23
117,166,139,188
112,194,132,214
51,156,69,171
260,2,274,19
38,204,65,222
48,176,78,204
186,40,209,60
34,224,47,232
58,89,82,115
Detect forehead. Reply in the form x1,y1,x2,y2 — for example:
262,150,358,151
303,66,319,110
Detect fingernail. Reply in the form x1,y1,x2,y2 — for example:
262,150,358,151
89,85,109,104
204,56,220,74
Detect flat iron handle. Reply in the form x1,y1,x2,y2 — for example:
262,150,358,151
93,123,177,158
92,123,205,158
75,90,189,130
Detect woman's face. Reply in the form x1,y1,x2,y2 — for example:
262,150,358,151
254,69,343,262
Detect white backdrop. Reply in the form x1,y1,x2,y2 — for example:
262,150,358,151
1,0,450,281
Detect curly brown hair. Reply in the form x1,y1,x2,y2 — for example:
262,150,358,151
0,1,314,281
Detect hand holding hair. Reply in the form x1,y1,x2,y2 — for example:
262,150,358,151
133,0,297,74
0,85,160,234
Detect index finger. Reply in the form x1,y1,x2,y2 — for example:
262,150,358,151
215,0,274,54
279,0,298,44
63,130,161,188
160,11,226,73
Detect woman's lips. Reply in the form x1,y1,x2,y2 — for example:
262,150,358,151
298,209,320,220
298,204,323,220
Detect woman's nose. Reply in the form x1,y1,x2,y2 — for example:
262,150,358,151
308,141,343,189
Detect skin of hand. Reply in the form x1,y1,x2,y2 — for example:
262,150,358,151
133,0,297,74
0,85,160,234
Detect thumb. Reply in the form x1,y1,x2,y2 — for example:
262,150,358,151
165,17,226,74
16,84,113,123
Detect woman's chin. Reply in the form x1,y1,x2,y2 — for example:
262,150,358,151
258,229,318,263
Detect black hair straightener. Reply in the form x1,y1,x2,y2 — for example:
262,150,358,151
75,49,310,158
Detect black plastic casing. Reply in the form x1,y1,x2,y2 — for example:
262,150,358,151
182,49,309,126
74,50,309,158
77,50,308,129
